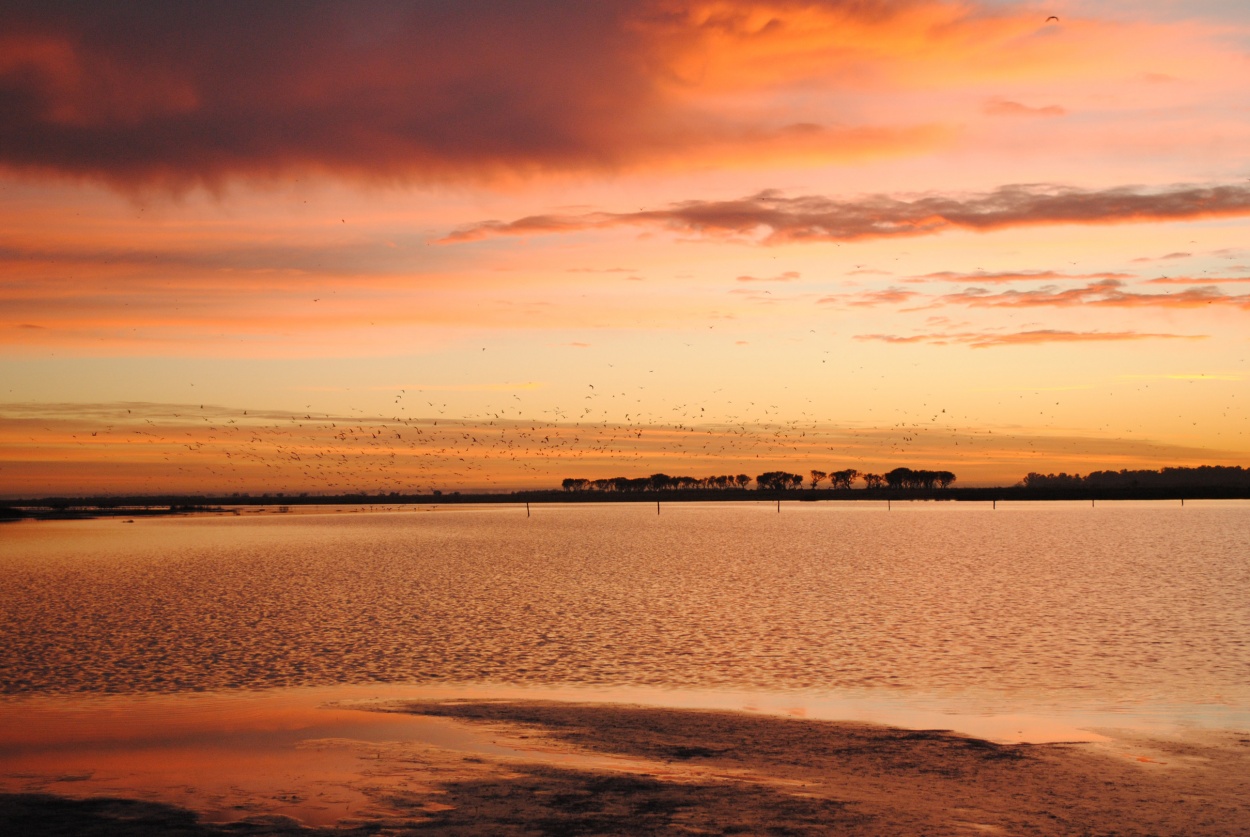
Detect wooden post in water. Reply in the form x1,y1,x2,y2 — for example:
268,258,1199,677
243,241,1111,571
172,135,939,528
657,500,660,515
777,499,781,513
526,502,530,518
993,499,996,510
887,499,891,511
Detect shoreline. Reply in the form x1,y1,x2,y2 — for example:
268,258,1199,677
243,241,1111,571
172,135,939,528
5,493,1250,521
2,694,1247,835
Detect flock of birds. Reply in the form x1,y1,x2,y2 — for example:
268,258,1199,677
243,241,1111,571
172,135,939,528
45,354,1230,498
39,368,1059,496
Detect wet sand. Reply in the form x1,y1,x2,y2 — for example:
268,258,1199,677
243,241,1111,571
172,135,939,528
4,699,1248,835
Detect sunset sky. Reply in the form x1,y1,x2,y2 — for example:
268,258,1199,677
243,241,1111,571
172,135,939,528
2,0,1249,495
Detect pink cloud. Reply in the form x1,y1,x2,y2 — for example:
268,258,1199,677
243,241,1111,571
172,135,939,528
983,98,1066,117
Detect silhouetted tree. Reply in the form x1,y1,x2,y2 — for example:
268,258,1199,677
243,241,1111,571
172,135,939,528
810,470,827,489
829,468,859,489
756,471,804,490
884,467,913,489
862,473,884,489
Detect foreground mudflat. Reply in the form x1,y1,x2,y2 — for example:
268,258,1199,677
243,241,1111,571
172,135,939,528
381,700,1250,835
5,700,1247,835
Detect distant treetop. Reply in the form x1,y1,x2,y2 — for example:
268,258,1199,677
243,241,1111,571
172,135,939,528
1021,466,1250,490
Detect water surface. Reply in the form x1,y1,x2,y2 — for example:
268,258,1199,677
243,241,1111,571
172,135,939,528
2,501,1247,723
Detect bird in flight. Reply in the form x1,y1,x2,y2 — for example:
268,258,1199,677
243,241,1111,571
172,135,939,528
1046,15,1059,22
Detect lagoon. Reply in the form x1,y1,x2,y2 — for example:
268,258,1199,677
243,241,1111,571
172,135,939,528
2,501,1249,833
3,500,1247,717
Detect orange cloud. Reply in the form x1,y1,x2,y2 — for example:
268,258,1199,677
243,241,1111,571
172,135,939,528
442,183,1250,244
736,270,799,282
918,270,1133,284
1143,275,1250,285
938,279,1250,309
822,287,920,307
1132,251,1192,262
855,329,1206,349
983,98,1065,117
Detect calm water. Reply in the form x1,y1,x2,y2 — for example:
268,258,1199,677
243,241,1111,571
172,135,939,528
2,501,1248,720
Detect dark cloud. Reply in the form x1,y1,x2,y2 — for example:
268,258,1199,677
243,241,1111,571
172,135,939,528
0,0,936,190
0,1,662,188
855,329,1205,349
443,182,1250,244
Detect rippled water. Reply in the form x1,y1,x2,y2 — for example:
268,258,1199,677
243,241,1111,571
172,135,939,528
2,501,1248,717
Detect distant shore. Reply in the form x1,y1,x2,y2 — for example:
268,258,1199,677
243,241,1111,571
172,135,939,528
4,485,1250,520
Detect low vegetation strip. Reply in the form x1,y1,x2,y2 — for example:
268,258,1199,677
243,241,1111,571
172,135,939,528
5,466,1250,517
562,467,956,492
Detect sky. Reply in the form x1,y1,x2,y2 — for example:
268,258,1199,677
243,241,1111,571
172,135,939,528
2,0,1249,496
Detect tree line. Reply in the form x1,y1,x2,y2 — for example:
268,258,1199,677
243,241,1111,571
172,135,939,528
561,467,956,492
1021,466,1250,490
562,474,751,492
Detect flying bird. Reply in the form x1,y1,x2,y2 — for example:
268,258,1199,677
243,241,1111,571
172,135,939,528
1046,15,1059,22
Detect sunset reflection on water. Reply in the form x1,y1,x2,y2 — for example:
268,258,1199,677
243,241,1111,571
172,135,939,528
3,501,1246,708
0,687,520,825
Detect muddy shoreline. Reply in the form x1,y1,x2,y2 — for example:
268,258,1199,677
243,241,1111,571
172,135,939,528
3,699,1248,835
